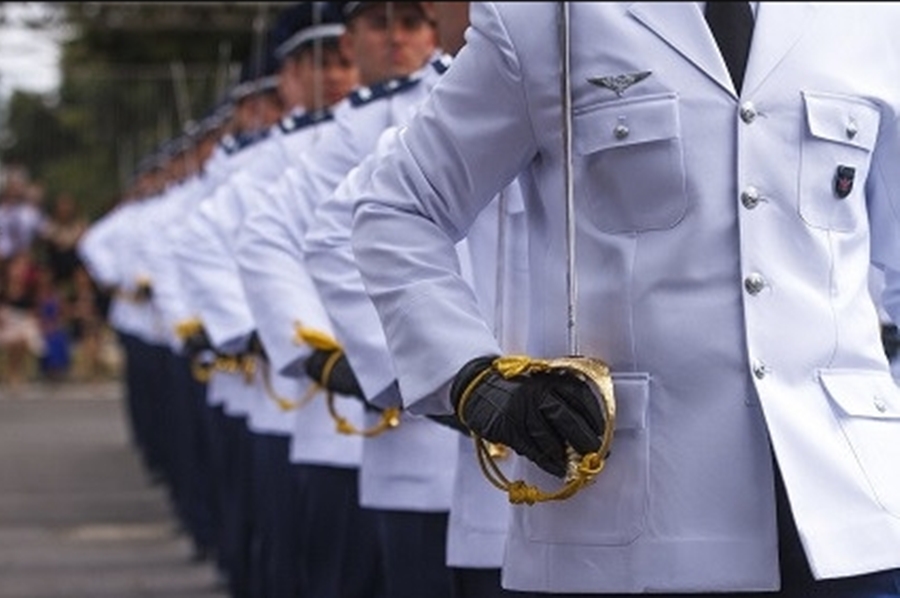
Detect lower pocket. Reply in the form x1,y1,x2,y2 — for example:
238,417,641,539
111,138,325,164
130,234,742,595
820,369,900,516
521,372,650,546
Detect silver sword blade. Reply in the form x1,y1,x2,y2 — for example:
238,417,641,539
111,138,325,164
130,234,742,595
558,1,578,356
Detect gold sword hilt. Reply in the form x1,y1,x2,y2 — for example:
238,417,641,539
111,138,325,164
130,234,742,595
461,354,616,505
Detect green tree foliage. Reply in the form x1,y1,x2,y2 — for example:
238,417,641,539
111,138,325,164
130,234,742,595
1,2,283,219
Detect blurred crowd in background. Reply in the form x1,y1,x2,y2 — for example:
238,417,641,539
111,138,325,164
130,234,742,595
0,163,118,391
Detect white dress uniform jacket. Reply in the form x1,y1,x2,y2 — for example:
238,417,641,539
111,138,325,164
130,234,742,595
178,138,276,354
220,121,331,438
174,135,269,419
289,53,452,220
79,199,158,341
177,212,255,420
157,174,230,411
140,175,205,352
77,203,126,294
351,2,900,593
129,189,182,347
235,113,364,469
296,55,460,513
305,126,459,512
445,179,529,569
179,128,302,434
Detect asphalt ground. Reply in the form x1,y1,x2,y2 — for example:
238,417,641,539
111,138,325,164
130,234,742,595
0,380,226,598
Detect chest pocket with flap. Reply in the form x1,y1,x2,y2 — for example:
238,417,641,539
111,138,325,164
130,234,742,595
800,91,880,232
573,92,686,234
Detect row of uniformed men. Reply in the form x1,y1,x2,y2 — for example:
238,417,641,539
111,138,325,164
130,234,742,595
77,2,529,598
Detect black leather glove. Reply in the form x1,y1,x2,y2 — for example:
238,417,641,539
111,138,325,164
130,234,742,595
134,282,153,302
182,327,212,359
450,355,606,478
248,330,267,360
305,348,365,399
426,413,470,435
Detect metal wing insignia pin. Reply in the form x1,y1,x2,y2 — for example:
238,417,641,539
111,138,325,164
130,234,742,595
587,71,652,97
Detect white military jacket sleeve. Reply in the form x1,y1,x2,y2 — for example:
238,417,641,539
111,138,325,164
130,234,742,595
352,2,900,593
304,126,460,512
172,153,240,341
445,179,528,569
173,131,283,353
78,203,127,290
130,191,177,346
234,118,342,377
304,130,401,403
103,199,159,340
234,120,364,469
301,125,476,396
305,128,468,408
79,203,156,338
291,53,452,216
141,177,204,351
177,189,255,353
218,130,289,240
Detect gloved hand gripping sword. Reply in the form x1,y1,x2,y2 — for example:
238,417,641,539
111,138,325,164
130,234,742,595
176,318,215,382
248,330,321,412
449,2,616,505
297,325,401,437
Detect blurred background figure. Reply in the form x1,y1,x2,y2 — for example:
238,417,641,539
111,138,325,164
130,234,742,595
0,250,44,390
0,163,105,387
35,262,70,381
39,192,89,289
0,166,45,265
66,262,107,381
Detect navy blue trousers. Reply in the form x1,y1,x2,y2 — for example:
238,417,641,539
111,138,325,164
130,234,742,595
248,431,300,598
370,508,454,598
205,405,252,598
117,333,162,477
451,568,520,598
116,332,144,457
166,351,215,556
202,402,228,576
296,464,387,598
224,413,253,598
144,342,176,487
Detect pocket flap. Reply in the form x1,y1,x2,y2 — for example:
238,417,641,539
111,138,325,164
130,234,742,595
610,372,650,431
803,91,879,151
574,93,679,155
819,369,900,419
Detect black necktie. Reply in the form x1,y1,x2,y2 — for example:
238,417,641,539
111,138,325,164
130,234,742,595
705,2,754,94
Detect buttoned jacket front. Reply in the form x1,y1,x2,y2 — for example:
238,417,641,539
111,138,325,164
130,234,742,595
352,2,900,593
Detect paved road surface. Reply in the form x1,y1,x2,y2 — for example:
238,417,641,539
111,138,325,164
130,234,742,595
0,380,226,598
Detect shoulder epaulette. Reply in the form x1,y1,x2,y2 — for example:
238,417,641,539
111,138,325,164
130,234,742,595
432,54,453,75
218,133,238,154
349,75,422,108
220,128,270,156
278,109,334,135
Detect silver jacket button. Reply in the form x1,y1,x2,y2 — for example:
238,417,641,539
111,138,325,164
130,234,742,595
752,360,768,379
741,187,760,209
740,102,757,123
614,124,630,140
874,396,888,413
744,273,766,295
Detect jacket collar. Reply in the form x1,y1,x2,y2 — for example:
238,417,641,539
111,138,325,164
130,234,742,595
627,2,817,98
